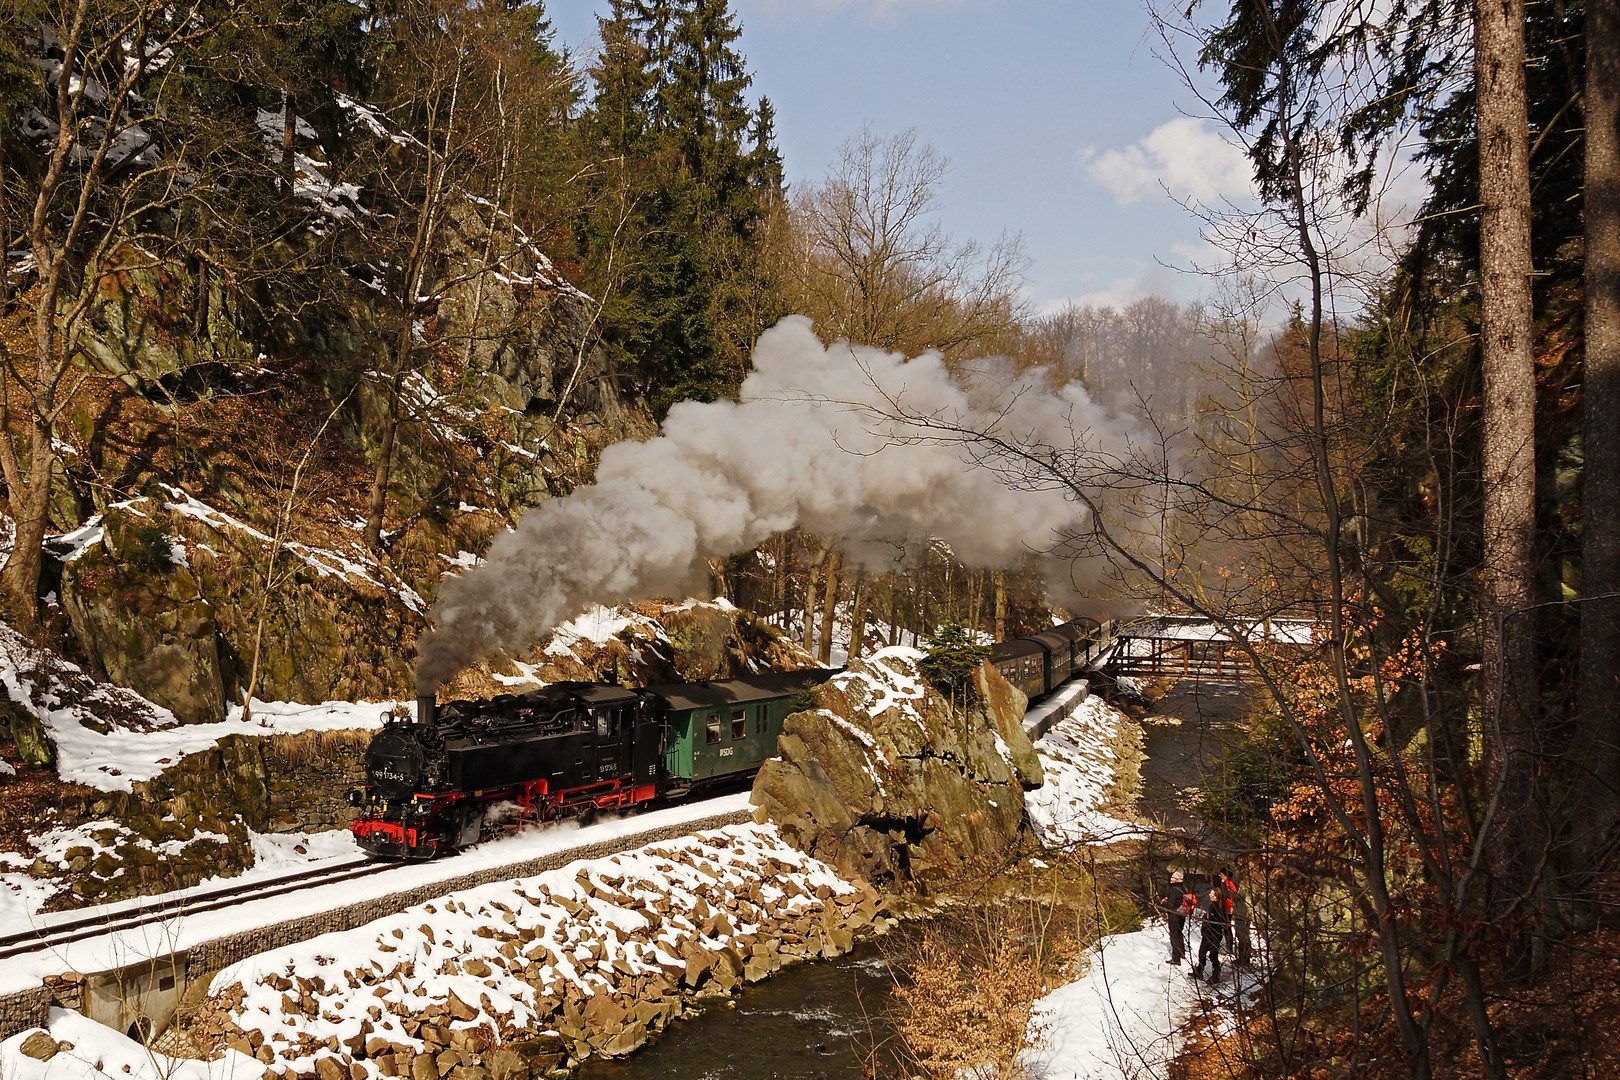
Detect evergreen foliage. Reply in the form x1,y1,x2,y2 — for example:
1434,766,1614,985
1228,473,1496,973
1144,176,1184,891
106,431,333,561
918,623,992,692
579,0,781,415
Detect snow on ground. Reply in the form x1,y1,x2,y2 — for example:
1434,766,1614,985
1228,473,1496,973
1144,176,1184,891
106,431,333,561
1021,923,1199,1080
0,821,368,930
1024,919,1269,1080
1025,694,1145,847
542,603,659,656
32,669,406,792
0,793,756,998
0,851,60,928
1,1008,261,1080
205,822,857,1075
0,597,406,794
241,829,364,876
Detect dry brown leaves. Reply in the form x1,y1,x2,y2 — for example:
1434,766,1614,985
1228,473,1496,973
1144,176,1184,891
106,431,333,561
1168,929,1620,1080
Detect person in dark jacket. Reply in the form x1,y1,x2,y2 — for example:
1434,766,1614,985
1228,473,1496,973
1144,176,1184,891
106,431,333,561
1191,886,1230,983
1159,871,1194,963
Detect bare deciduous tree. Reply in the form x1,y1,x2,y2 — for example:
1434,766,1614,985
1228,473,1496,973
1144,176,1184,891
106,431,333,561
4,0,232,621
785,126,1029,361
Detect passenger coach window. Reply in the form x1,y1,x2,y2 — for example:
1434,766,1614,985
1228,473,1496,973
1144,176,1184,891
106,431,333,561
732,709,746,739
755,708,767,735
706,712,721,743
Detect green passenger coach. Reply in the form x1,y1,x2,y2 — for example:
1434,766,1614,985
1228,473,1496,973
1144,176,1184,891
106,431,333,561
647,670,838,795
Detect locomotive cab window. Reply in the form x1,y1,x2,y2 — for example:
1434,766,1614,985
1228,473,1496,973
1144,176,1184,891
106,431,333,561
731,709,746,740
705,712,721,744
597,711,611,738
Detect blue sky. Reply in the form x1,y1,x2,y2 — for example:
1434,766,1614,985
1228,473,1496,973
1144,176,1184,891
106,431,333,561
545,0,1257,313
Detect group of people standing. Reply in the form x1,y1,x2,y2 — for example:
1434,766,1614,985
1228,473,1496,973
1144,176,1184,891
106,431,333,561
1159,868,1240,984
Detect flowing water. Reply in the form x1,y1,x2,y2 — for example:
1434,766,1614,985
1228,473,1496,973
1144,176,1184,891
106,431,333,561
575,945,898,1080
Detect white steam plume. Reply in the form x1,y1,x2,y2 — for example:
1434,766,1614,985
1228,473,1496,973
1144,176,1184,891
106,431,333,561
416,317,1134,691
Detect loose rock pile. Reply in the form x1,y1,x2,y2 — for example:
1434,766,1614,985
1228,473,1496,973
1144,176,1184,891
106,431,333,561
187,824,887,1080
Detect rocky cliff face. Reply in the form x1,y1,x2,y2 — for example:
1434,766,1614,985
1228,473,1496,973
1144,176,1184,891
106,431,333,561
750,647,1043,887
28,198,654,724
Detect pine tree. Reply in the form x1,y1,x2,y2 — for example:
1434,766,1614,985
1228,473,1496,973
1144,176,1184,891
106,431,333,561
747,96,784,198
578,0,779,415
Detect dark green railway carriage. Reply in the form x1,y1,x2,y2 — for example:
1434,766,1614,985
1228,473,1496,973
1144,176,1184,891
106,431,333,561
647,670,837,794
989,637,1046,701
1028,628,1076,689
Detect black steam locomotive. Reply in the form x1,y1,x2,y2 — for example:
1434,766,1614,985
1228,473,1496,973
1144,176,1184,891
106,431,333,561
348,618,1109,860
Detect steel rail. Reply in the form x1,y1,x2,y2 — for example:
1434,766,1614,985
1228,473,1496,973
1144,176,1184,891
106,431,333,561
0,857,395,962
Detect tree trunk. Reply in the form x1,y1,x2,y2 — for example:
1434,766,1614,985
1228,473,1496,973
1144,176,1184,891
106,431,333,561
994,569,1007,642
1574,0,1620,881
1475,0,1542,979
968,570,983,640
1,423,53,623
363,366,405,549
848,568,867,661
777,536,791,631
282,92,297,193
888,579,901,646
919,581,930,648
817,550,841,663
803,544,826,652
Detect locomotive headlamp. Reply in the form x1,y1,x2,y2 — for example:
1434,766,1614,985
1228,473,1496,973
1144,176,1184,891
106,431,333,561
345,788,364,807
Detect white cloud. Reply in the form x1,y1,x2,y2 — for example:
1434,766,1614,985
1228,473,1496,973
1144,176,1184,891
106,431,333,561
1082,118,1253,207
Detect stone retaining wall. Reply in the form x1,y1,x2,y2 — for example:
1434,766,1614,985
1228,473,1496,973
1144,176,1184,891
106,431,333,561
0,809,751,1041
0,987,51,1041
23,730,374,911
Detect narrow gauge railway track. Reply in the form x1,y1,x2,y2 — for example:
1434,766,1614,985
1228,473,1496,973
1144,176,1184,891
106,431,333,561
0,857,396,962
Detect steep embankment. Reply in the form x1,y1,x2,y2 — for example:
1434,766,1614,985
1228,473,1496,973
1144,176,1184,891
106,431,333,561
179,824,887,1077
0,81,655,747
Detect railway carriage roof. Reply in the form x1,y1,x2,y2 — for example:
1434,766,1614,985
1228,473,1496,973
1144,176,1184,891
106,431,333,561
988,638,1044,661
1027,630,1075,652
647,669,838,712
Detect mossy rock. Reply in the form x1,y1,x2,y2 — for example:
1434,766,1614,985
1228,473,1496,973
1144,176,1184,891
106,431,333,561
752,655,1035,886
60,510,229,724
5,701,56,767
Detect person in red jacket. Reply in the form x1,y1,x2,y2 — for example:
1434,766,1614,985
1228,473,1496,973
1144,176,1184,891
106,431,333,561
1191,886,1230,983
1216,867,1244,963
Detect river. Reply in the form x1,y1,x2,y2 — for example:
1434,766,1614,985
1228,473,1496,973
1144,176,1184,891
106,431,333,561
575,945,898,1080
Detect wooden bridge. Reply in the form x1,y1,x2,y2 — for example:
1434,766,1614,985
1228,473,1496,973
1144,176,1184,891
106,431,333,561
1099,615,1314,681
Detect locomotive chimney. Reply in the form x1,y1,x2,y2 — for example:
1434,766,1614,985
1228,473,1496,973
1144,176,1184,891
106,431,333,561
416,693,438,725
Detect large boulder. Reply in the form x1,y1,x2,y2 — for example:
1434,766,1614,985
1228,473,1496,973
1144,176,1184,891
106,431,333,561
751,647,1044,887
60,513,231,724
